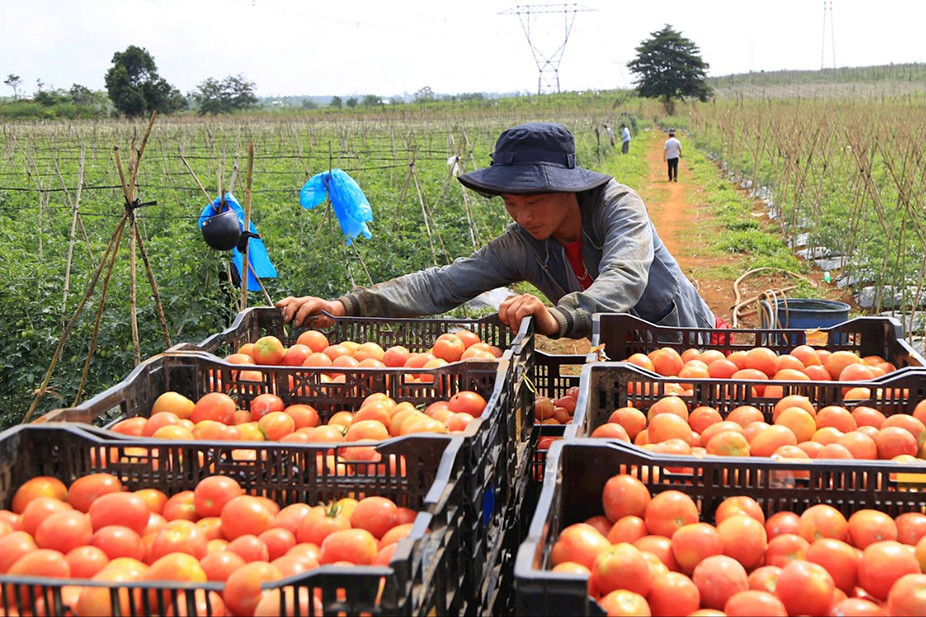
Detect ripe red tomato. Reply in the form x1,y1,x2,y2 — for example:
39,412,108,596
671,522,723,573
645,490,698,538
648,570,700,616
590,542,652,597
805,537,860,594
774,559,835,616
259,528,296,560
349,496,398,540
550,523,611,569
226,534,271,562
887,572,926,615
716,515,767,570
200,549,247,582
6,549,71,607
598,590,650,616
67,473,123,513
692,555,749,610
848,509,898,548
319,528,378,565
431,334,466,363
65,544,110,578
221,496,274,540
191,392,237,425
11,476,68,514
193,476,243,519
88,492,150,535
162,490,198,521
250,393,286,421
149,519,208,562
798,504,848,543
725,590,787,616
858,540,920,600
90,525,145,560
34,509,92,554
446,391,487,418
0,531,38,574
602,474,651,523
17,496,72,537
764,533,810,568
295,504,350,546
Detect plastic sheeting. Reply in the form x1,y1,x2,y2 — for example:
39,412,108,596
300,168,373,245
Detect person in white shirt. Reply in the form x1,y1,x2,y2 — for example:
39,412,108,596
620,123,631,154
664,131,682,182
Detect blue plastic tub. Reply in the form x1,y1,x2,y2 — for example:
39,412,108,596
760,298,851,329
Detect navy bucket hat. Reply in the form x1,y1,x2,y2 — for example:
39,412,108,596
457,122,612,197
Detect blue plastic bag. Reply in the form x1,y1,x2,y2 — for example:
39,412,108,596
299,169,373,245
198,193,277,289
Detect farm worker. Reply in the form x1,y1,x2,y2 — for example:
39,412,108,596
603,124,616,147
620,123,631,154
664,130,682,182
277,122,718,339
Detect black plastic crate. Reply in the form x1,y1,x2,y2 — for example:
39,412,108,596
515,438,926,616
591,313,925,367
566,362,926,440
171,306,531,359
0,424,465,617
40,351,528,615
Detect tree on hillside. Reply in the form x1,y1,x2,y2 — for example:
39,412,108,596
627,24,712,114
346,97,358,108
361,94,382,107
191,74,258,115
4,74,22,99
104,46,186,117
329,96,343,109
415,86,435,103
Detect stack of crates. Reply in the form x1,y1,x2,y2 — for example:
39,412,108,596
0,423,463,616
512,312,926,616
34,307,537,615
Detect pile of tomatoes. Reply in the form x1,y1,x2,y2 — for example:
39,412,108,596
231,329,503,373
623,345,899,390
588,392,926,463
1,472,419,616
549,472,926,616
533,387,580,426
109,388,488,446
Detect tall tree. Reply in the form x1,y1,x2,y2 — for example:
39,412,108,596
191,75,258,115
627,25,712,114
104,46,186,117
4,74,22,99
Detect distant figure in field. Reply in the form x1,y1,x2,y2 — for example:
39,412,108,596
620,123,631,154
664,131,682,182
603,124,615,147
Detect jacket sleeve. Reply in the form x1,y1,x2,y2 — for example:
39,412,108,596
548,184,654,338
337,228,524,317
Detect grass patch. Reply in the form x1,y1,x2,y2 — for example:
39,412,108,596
687,145,804,273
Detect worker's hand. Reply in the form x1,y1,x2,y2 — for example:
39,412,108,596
498,293,559,337
275,296,345,327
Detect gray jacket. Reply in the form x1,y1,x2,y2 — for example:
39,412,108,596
337,179,715,339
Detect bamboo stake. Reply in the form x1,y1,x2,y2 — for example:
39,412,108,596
133,223,172,348
23,213,129,423
240,142,254,309
56,146,86,325
74,219,126,404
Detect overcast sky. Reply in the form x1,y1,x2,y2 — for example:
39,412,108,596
3,0,924,98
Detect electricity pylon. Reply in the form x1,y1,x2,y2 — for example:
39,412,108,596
500,3,595,94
